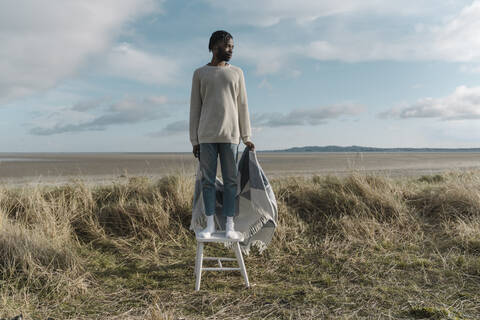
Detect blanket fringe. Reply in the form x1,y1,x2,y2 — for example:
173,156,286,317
246,215,272,241
222,215,273,255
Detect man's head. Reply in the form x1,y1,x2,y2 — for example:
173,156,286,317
209,30,234,62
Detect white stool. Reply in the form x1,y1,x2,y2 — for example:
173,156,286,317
194,231,250,291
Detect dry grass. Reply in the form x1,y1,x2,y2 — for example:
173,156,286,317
1,170,480,319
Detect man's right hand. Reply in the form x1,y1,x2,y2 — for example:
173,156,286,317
193,144,200,159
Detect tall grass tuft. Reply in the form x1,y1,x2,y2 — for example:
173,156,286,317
276,173,411,244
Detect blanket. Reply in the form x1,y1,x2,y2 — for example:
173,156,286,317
190,146,278,254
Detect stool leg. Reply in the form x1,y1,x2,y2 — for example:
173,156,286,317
194,242,201,276
233,242,250,288
195,242,204,291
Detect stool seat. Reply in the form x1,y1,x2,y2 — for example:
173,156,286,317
194,231,250,291
195,231,244,242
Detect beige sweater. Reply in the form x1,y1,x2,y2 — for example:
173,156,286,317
189,63,252,146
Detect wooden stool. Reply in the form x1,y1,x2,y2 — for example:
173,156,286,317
194,231,250,291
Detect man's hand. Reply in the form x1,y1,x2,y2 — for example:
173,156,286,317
245,141,255,151
193,144,200,159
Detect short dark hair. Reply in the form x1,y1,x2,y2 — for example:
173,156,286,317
208,30,233,52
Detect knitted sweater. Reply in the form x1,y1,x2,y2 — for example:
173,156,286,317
189,63,252,146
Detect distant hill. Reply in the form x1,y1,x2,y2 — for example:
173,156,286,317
264,145,480,152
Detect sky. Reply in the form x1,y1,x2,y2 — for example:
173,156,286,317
2,0,480,152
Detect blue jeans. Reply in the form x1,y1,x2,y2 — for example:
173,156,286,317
199,143,239,217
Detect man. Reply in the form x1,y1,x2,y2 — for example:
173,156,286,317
189,30,255,239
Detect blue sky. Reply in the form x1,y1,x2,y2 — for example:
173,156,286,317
2,0,480,152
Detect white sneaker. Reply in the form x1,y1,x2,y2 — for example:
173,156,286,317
225,217,242,240
198,215,215,238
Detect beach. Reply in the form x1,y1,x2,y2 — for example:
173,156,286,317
1,152,480,187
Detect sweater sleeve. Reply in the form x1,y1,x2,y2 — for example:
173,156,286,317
189,70,201,146
237,69,252,144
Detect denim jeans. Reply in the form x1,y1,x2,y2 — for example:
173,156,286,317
199,142,239,217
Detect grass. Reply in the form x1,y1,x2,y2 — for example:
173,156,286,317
0,169,480,319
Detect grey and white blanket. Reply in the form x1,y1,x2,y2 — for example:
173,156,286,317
190,146,278,254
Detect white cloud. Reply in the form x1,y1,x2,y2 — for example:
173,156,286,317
212,1,480,70
0,0,161,103
150,120,188,137
432,1,480,62
235,40,307,76
203,0,459,27
380,85,480,120
235,40,295,76
103,43,180,85
28,95,170,135
252,102,363,127
304,1,480,62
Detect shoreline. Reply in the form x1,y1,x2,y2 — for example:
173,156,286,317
1,151,480,187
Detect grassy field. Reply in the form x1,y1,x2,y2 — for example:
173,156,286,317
1,169,480,319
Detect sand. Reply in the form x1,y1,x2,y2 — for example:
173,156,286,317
1,152,480,187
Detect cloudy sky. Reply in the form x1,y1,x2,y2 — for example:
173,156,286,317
2,0,480,152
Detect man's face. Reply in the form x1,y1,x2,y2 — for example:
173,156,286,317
214,38,234,61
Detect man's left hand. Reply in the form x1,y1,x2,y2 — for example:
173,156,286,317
245,141,255,151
